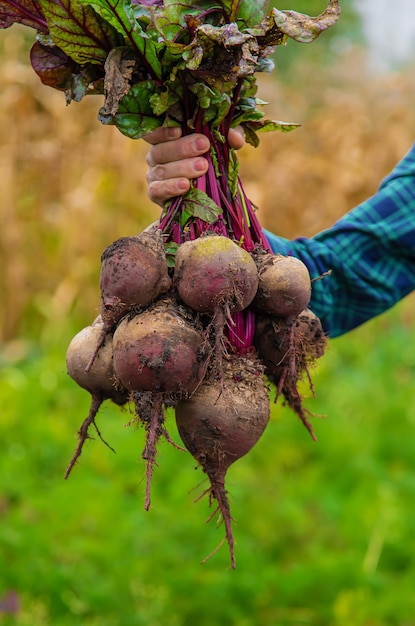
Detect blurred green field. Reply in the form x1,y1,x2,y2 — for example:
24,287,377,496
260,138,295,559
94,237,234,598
1,297,415,626
1,5,415,626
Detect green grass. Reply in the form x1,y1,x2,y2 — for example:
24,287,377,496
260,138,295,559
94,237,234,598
1,299,415,626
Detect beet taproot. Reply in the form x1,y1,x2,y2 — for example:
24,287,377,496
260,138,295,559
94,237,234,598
66,320,127,405
112,298,210,395
100,229,171,329
85,230,172,373
175,354,270,568
254,309,326,440
255,309,326,374
65,320,128,479
254,252,311,319
173,234,259,315
112,297,210,511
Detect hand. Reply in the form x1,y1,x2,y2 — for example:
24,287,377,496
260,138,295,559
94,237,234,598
144,126,245,206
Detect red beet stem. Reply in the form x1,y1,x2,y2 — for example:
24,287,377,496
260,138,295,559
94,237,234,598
159,82,272,353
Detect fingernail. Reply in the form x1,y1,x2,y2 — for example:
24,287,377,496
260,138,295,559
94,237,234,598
167,127,181,139
177,179,189,191
194,157,207,172
195,137,208,152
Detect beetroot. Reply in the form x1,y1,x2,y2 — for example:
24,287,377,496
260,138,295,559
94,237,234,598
174,234,259,315
112,297,211,510
253,314,292,373
100,230,171,329
254,308,326,374
85,230,172,373
66,319,126,404
254,252,312,319
112,297,210,395
65,320,128,479
254,309,326,440
175,355,270,568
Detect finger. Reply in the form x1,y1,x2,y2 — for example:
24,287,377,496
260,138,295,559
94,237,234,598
147,133,210,167
147,156,208,184
143,126,182,146
229,126,245,150
148,178,191,207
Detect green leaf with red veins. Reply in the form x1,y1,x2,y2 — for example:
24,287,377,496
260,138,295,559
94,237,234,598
152,0,223,44
38,0,120,64
243,117,300,146
157,39,189,79
179,188,222,227
232,102,265,127
149,86,181,117
188,81,232,125
164,241,180,268
0,0,48,31
100,80,161,139
228,148,240,197
272,0,341,44
127,2,153,29
80,0,163,79
204,0,269,26
248,118,300,134
233,0,270,29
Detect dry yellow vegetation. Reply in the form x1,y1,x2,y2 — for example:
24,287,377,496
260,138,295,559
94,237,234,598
1,27,414,341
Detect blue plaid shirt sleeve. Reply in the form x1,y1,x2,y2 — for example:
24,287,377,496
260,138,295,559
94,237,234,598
264,143,415,338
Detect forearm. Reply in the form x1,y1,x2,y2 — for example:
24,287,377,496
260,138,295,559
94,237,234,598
265,143,415,338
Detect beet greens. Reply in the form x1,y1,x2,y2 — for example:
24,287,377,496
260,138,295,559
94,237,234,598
1,1,341,254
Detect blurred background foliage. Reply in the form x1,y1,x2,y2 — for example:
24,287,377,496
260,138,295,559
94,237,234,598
1,1,415,624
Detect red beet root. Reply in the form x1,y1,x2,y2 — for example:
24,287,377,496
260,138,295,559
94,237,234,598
173,234,259,314
175,355,270,568
66,321,127,405
112,298,210,395
100,230,171,328
65,321,128,478
254,252,311,319
254,309,326,440
85,230,172,373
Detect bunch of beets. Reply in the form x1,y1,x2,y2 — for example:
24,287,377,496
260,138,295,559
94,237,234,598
1,0,340,567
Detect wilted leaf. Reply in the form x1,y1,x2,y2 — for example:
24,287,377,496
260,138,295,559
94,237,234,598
101,47,141,116
197,23,253,49
272,0,341,44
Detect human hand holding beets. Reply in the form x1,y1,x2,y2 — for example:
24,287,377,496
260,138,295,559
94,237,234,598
144,127,245,206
